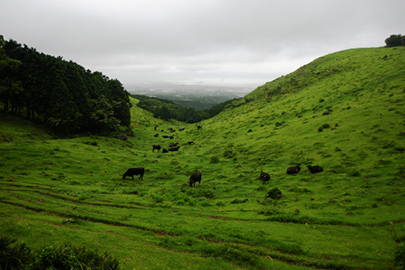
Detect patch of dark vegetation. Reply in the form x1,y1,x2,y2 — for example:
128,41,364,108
230,198,249,204
122,189,139,195
210,156,220,164
288,186,312,193
275,121,285,127
266,187,282,200
318,123,331,132
185,188,215,199
84,141,99,146
0,236,119,270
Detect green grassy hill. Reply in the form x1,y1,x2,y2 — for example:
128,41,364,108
1,47,404,269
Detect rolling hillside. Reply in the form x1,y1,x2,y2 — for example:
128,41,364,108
0,46,404,269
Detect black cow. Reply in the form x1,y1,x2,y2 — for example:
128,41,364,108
162,135,169,139
259,172,270,183
286,163,301,174
152,144,161,152
169,146,180,152
189,172,202,187
169,142,179,148
123,168,145,180
307,165,323,173
178,128,185,131
154,134,159,137
162,148,169,153
188,141,195,145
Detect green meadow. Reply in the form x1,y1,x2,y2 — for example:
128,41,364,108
1,46,405,269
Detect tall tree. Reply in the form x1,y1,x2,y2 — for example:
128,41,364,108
0,35,22,113
2,37,132,136
385,34,405,47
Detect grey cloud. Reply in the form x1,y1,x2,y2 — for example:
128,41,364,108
1,0,404,89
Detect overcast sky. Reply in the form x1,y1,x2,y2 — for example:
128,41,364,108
1,0,404,90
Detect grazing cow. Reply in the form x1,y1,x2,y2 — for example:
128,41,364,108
189,172,202,187
188,141,195,145
286,163,301,174
123,168,145,180
178,128,185,131
169,142,179,148
154,125,158,131
162,148,169,153
162,135,169,138
307,165,323,173
152,144,161,152
197,125,202,129
169,146,180,152
170,129,176,133
154,134,159,137
259,172,270,183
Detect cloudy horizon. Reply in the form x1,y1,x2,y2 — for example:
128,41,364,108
1,0,404,90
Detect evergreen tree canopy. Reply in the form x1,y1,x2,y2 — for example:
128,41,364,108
133,94,237,123
0,38,132,136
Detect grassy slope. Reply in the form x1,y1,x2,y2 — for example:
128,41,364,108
1,47,404,269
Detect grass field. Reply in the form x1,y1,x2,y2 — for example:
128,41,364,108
1,46,405,269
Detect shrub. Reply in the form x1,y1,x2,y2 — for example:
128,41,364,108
318,123,330,132
0,237,32,270
122,189,139,195
84,141,98,146
385,34,405,47
348,169,361,177
151,194,164,203
266,187,282,200
31,243,119,270
230,198,249,204
188,198,197,206
395,243,405,269
210,156,220,164
202,190,215,199
216,200,225,206
223,150,234,158
0,237,119,270
176,199,185,205
201,201,212,207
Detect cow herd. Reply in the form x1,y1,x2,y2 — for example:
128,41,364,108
122,125,203,187
122,125,324,187
259,163,323,183
123,163,324,187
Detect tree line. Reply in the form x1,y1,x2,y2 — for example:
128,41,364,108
132,94,238,123
385,34,405,47
0,36,132,136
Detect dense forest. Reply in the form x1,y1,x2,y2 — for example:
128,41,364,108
0,36,132,136
132,94,238,123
